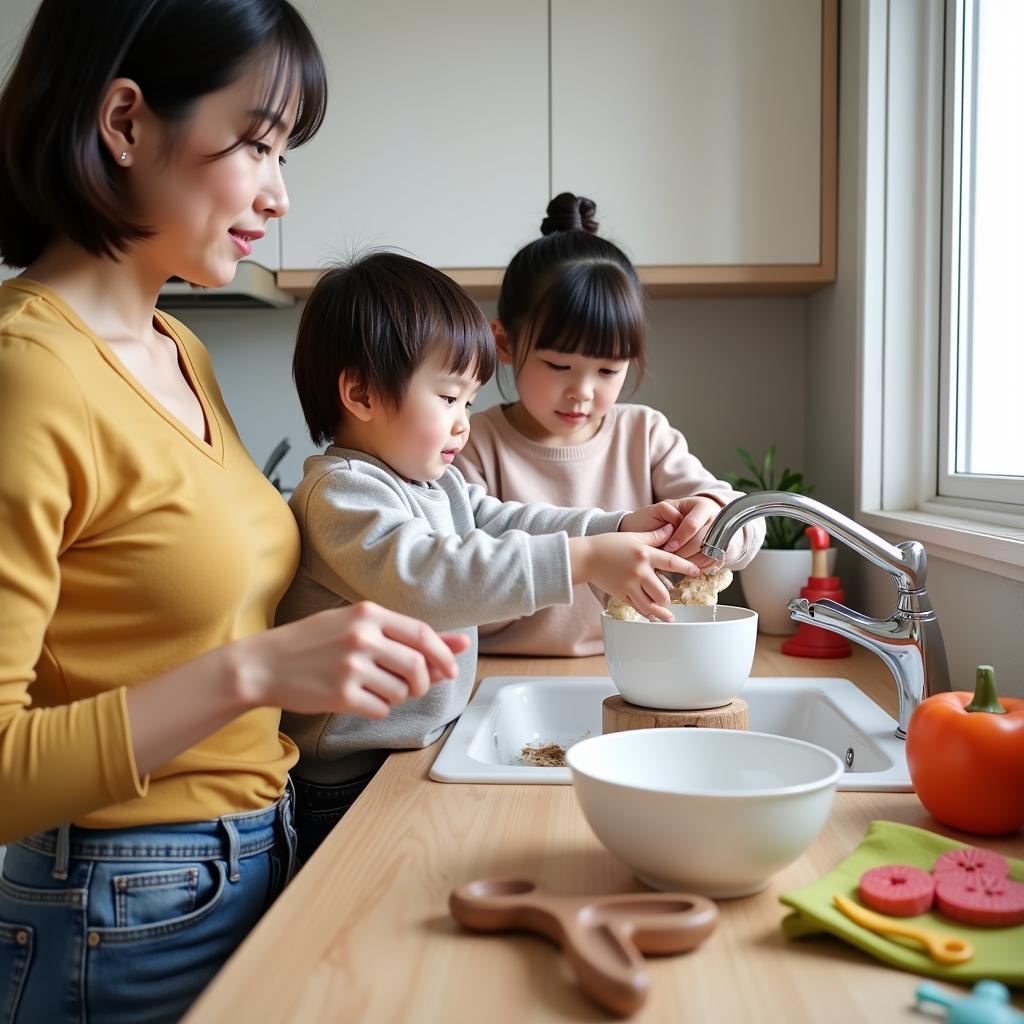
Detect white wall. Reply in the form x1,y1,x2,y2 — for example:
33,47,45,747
180,296,807,497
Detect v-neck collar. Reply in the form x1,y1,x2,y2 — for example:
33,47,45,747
6,277,225,465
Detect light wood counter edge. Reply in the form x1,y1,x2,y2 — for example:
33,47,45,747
186,639,1024,1024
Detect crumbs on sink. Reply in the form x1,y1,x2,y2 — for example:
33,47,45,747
519,743,567,767
519,732,591,768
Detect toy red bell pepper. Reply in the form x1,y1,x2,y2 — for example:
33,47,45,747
906,666,1024,836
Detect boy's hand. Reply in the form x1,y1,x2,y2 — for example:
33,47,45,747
569,529,698,622
618,500,683,536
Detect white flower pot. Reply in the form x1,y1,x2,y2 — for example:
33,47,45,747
739,548,838,635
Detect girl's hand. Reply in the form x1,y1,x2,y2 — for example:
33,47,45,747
569,528,698,622
237,603,470,720
657,496,722,565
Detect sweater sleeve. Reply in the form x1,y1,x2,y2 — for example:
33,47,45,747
0,338,147,844
464,479,624,540
303,466,579,631
646,410,765,569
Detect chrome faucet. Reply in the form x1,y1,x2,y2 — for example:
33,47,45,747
702,492,951,738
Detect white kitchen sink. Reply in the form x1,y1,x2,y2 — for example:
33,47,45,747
430,676,912,792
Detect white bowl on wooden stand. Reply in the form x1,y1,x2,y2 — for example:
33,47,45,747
601,605,758,711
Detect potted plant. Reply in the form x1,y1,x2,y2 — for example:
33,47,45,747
725,446,835,634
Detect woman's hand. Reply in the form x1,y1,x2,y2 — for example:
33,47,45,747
239,603,469,720
569,527,698,622
124,603,467,779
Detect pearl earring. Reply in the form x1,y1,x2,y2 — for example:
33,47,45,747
120,151,127,162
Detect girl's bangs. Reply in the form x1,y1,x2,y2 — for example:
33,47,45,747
525,261,645,364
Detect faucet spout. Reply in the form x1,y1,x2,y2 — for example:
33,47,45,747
703,492,951,738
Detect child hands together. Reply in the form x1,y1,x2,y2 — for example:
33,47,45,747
621,497,725,568
568,519,699,623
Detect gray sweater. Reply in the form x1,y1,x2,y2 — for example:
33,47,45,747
276,446,623,783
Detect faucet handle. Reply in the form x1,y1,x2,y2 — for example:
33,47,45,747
788,597,900,638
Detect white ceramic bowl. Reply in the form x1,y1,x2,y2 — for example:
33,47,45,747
601,604,757,710
567,728,843,898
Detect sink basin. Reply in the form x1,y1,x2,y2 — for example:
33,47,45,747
429,676,912,792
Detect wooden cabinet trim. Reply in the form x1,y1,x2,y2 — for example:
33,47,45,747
277,0,837,301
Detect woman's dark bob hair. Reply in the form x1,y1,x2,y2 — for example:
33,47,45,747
0,0,327,269
293,252,496,447
498,193,646,379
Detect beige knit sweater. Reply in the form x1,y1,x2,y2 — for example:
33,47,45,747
455,403,765,656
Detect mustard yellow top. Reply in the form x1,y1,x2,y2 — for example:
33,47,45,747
0,278,300,843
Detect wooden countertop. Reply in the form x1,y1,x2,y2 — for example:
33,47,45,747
186,640,1024,1024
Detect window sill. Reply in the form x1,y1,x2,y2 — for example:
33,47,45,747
858,507,1024,582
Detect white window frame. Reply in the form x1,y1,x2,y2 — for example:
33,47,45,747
938,0,1024,506
856,0,1024,584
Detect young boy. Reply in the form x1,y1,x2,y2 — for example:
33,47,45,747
277,252,702,860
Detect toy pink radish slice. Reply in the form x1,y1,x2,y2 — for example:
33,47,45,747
932,847,1010,881
858,864,935,917
935,873,1024,927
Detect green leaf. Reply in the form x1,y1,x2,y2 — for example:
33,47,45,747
736,447,761,480
729,445,818,547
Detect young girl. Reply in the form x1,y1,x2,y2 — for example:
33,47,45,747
276,251,705,859
455,193,766,656
0,4,468,1021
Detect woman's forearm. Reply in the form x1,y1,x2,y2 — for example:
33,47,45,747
124,642,253,778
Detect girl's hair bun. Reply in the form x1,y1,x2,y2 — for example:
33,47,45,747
540,192,599,236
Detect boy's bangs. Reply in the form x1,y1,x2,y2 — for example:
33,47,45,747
527,261,645,364
432,314,496,386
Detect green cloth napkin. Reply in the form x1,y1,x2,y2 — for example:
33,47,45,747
779,819,1024,985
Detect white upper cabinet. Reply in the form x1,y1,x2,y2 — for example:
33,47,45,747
551,0,825,267
283,0,550,270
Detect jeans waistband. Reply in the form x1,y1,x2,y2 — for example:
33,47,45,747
18,778,296,884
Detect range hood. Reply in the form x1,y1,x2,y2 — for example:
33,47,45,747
157,261,294,310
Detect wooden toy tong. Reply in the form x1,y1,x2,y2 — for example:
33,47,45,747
449,878,718,1017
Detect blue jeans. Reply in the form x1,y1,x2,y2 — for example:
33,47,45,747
0,788,296,1024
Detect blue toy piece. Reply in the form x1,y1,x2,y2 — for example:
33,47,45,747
916,981,1024,1024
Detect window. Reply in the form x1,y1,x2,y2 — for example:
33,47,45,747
939,0,1024,506
856,0,1023,580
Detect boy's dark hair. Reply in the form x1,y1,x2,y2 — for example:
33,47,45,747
294,252,496,446
0,0,327,268
498,193,646,379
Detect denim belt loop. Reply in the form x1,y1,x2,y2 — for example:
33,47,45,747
220,815,242,882
50,822,71,880
278,777,298,884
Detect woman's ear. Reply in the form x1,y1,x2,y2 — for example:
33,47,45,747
338,370,376,423
492,320,514,365
97,78,146,167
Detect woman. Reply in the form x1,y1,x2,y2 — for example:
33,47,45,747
0,3,467,1020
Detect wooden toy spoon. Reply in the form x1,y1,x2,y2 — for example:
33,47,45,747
449,877,718,1017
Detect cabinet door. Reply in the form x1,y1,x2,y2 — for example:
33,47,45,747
551,0,823,267
283,1,549,270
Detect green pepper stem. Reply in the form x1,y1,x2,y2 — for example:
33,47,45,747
964,665,1007,714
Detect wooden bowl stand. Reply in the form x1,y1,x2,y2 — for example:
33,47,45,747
602,695,749,733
